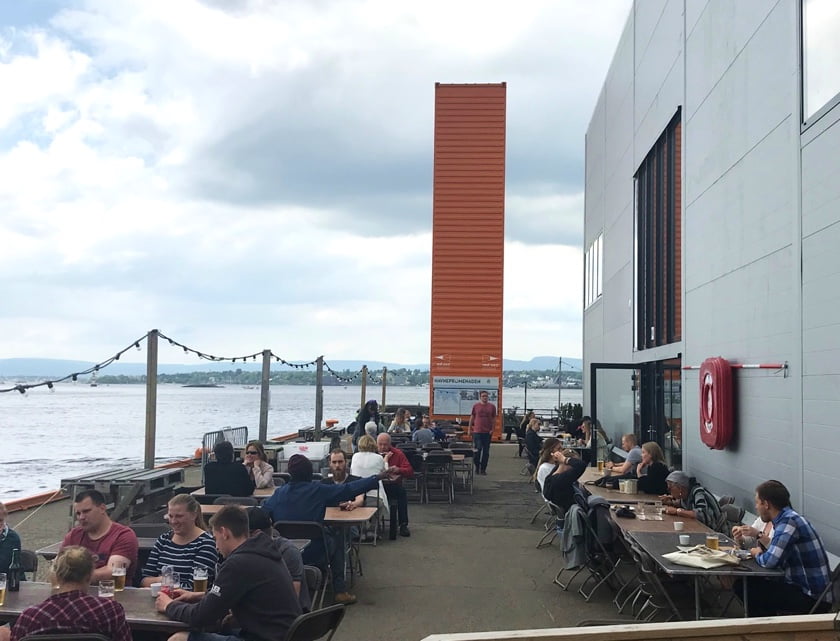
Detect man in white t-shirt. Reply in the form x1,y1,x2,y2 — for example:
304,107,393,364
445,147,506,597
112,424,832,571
605,434,643,476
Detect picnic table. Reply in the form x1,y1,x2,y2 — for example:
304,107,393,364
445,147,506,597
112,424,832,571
36,537,159,561
191,486,275,497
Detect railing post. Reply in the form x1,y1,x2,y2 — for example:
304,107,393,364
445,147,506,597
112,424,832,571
144,329,158,469
381,367,387,409
259,349,271,441
360,365,368,410
314,356,324,441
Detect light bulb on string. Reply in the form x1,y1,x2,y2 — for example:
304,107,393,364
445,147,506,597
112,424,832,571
135,342,141,351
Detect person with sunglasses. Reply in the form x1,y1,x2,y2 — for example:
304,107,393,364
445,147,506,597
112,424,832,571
242,441,275,489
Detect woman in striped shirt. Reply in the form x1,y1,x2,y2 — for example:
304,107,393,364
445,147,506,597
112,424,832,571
140,494,218,590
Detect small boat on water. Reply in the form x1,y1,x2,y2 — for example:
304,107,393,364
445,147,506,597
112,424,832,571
182,383,224,388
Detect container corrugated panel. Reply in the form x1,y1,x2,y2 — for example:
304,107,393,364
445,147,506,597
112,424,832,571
429,83,506,437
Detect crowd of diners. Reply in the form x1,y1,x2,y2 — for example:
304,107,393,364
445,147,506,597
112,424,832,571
528,416,835,618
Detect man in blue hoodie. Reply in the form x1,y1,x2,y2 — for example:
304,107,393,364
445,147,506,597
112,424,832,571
261,454,388,605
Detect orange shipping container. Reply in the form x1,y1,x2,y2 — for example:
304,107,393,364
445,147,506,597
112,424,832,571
429,83,506,439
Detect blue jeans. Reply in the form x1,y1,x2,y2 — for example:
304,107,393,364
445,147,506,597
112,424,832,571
473,432,491,471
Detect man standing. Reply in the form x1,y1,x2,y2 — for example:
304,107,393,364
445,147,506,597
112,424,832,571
157,505,300,641
376,433,413,539
61,490,138,583
468,390,497,475
735,480,832,616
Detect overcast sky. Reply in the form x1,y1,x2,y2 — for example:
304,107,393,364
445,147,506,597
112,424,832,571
0,0,631,366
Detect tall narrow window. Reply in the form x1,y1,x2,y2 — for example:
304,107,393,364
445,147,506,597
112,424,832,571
803,0,840,121
635,109,681,350
584,232,603,308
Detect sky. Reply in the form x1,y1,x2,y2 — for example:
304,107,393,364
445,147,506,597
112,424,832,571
0,0,631,366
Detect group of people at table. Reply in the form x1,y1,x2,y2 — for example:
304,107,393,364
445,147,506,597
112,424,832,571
0,429,424,641
529,420,835,618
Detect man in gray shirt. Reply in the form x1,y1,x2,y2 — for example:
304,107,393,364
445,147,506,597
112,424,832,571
412,415,435,445
605,433,643,476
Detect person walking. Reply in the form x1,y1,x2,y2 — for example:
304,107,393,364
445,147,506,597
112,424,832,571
468,390,497,475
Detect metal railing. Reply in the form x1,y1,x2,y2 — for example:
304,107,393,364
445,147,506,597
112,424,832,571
201,426,249,483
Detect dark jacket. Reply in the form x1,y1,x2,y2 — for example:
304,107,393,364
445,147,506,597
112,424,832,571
166,532,300,641
637,461,669,494
0,527,21,574
204,461,256,497
525,430,543,466
543,458,587,511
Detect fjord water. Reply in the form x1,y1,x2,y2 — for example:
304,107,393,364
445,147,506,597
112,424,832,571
0,383,581,501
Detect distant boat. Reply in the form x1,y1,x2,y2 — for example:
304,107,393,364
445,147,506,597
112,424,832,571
90,372,98,387
182,384,224,388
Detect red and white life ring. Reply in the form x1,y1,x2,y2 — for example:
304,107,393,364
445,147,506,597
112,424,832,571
699,357,734,450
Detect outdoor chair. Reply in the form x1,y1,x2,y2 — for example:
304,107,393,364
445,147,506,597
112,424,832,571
213,496,258,506
421,441,443,451
284,603,346,641
423,451,454,504
810,561,840,613
130,522,172,538
272,473,287,487
20,549,38,579
303,565,323,610
274,521,332,609
452,448,474,494
623,535,683,622
194,493,231,505
536,501,566,549
402,450,426,502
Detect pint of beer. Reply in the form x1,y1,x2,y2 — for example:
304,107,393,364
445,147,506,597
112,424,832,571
597,460,604,472
705,534,720,550
112,564,127,591
0,572,6,606
193,567,208,593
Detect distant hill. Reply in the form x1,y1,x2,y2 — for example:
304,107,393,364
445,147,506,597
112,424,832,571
0,355,582,378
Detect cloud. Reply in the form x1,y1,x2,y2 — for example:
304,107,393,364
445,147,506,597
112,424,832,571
0,0,630,362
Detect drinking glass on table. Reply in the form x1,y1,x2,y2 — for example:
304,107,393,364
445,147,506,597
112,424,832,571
111,562,127,591
0,573,6,606
98,580,115,598
193,567,208,593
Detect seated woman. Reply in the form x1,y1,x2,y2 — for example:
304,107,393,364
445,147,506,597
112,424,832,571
243,441,275,489
636,442,669,494
0,546,131,641
204,440,255,497
524,418,544,469
388,408,411,434
661,470,728,533
532,437,562,494
350,435,389,516
141,494,218,590
579,418,610,464
542,449,587,511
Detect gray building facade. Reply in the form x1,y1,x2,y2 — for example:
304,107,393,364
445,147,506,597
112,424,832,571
583,0,840,551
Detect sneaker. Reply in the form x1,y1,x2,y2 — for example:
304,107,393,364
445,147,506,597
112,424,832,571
399,525,411,537
334,592,357,605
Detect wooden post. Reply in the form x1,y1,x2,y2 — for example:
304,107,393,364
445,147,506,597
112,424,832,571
360,365,368,410
558,357,563,423
143,329,158,469
314,356,324,441
259,349,271,441
381,366,387,409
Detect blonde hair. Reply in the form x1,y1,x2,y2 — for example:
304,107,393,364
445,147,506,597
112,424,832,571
169,493,208,531
641,441,665,464
54,546,94,584
358,435,378,453
528,418,541,430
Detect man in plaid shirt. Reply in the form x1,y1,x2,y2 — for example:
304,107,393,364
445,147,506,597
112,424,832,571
737,480,832,616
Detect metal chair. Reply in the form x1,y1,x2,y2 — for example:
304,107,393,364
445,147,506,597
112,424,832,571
423,451,454,504
194,493,231,505
452,448,474,494
303,565,323,611
130,522,171,538
20,549,38,579
272,473,287,487
537,501,566,548
284,603,345,641
402,450,426,502
275,521,332,609
213,496,258,506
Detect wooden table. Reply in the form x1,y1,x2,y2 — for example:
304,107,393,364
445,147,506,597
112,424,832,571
0,582,187,633
627,531,784,619
191,486,275,497
36,538,160,561
323,506,377,525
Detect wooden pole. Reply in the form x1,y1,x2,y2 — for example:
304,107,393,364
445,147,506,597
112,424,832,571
259,349,271,441
360,365,368,410
381,367,387,409
143,329,158,469
314,356,324,441
558,356,563,423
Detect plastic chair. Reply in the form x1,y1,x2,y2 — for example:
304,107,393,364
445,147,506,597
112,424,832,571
284,603,345,641
275,521,332,609
303,565,323,611
213,496,258,506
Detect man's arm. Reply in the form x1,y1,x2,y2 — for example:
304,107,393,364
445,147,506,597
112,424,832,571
754,520,794,568
93,528,138,583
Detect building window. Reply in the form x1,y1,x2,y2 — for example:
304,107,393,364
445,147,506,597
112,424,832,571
634,109,681,350
803,0,840,121
584,233,603,308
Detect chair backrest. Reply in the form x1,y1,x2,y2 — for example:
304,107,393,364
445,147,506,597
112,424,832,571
194,494,231,505
285,603,346,641
19,549,38,575
422,442,443,450
272,473,287,487
213,496,258,506
130,522,172,538
311,473,323,482
20,635,111,641
274,521,327,545
303,565,323,608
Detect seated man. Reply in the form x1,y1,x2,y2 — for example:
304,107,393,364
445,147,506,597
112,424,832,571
261,454,388,605
60,490,138,583
246,508,310,613
605,433,642,476
204,440,256,497
321,449,364,511
0,502,22,575
377,433,414,539
661,471,727,533
157,505,300,641
735,480,832,616
412,415,435,445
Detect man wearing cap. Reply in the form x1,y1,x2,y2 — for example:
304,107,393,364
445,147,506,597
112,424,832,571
261,454,391,605
734,479,831,616
661,470,727,533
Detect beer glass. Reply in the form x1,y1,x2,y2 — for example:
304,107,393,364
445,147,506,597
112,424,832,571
0,573,6,606
596,460,604,473
193,567,208,593
705,534,720,550
98,580,115,598
111,563,127,591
